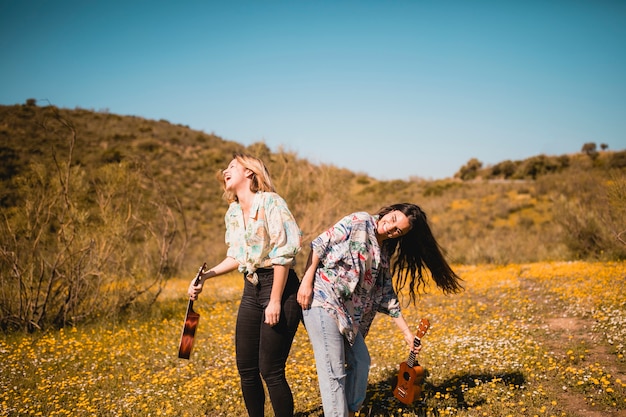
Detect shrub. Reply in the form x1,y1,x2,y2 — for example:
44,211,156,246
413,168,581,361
0,113,186,331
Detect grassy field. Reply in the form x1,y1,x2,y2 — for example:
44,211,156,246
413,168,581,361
1,261,625,417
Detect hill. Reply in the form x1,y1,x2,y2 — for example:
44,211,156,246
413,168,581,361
1,101,624,330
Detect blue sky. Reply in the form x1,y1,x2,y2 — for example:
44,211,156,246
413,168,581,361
1,0,625,180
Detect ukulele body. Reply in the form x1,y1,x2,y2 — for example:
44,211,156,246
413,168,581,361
177,263,206,360
392,318,430,405
393,361,425,404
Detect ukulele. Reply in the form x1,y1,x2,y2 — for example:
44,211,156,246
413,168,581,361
178,263,206,360
393,318,430,405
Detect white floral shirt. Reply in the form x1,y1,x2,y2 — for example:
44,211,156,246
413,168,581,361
225,192,301,281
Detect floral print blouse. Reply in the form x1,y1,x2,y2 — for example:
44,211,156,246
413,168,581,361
311,212,401,345
225,192,302,283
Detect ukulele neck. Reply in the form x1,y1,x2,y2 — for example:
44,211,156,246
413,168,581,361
406,336,421,367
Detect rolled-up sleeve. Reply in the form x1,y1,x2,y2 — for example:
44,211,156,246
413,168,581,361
267,194,302,266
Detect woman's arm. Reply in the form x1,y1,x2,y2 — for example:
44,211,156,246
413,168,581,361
187,257,239,300
264,264,290,326
262,195,301,325
297,250,320,309
393,315,421,353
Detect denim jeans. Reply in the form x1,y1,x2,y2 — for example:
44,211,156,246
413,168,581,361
235,268,302,417
302,306,370,416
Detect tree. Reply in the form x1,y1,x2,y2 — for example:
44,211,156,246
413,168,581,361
581,142,598,160
490,160,517,179
455,158,483,180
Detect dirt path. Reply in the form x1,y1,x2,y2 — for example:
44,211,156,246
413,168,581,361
520,279,626,417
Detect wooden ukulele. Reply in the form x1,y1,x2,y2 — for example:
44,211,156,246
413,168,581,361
393,318,430,405
178,263,206,360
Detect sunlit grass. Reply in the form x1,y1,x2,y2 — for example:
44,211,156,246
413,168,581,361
1,262,624,416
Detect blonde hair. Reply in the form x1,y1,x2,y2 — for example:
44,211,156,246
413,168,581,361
218,153,275,203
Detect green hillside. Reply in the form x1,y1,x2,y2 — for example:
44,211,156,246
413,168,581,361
1,101,624,331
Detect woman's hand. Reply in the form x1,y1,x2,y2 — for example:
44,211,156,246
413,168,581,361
297,277,313,309
296,251,320,310
186,259,237,301
394,316,422,354
297,251,318,310
188,278,203,300
264,299,281,326
404,332,422,354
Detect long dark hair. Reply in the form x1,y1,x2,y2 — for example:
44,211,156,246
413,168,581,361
378,203,463,304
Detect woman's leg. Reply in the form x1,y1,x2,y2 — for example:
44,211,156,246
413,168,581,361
236,277,265,417
345,331,370,413
258,269,302,417
302,306,349,417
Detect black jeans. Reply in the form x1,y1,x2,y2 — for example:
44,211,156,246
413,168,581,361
235,268,302,417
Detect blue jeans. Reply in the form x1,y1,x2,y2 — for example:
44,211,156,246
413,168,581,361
236,268,302,417
302,307,370,416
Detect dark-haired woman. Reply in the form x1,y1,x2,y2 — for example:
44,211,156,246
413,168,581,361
297,203,462,417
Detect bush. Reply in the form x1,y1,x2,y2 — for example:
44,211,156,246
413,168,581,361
550,170,626,260
0,113,186,332
609,151,626,169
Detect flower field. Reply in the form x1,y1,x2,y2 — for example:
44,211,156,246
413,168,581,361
1,261,625,417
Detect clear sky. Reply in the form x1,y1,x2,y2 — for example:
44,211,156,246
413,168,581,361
1,0,625,180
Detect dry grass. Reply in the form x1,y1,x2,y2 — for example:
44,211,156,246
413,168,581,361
1,262,625,417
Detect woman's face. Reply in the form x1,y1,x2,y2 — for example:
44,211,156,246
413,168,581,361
377,210,412,240
222,158,250,191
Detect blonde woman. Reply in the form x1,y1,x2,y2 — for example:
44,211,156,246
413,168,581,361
188,153,302,417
